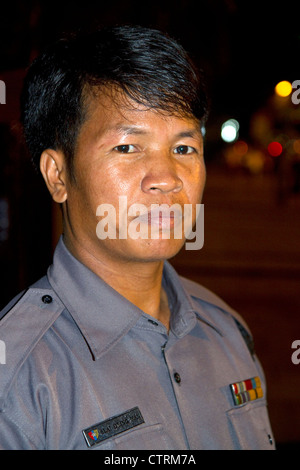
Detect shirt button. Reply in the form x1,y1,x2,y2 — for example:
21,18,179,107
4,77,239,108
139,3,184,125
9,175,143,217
42,295,53,304
174,372,181,384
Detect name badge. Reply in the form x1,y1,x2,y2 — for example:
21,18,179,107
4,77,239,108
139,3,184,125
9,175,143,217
82,407,144,447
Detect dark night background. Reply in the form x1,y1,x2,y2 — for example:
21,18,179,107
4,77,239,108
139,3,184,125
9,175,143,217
0,0,300,448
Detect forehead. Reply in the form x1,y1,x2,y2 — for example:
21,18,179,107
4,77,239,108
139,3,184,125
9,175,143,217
80,87,202,141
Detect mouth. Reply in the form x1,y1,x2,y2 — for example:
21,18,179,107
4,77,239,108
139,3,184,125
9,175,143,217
133,206,183,229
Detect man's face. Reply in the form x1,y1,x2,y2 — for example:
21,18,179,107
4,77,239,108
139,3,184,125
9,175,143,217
62,91,206,264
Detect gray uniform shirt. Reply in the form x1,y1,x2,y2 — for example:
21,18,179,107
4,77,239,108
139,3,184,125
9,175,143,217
0,237,274,450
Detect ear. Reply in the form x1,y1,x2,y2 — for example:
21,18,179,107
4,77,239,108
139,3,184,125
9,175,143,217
40,149,68,203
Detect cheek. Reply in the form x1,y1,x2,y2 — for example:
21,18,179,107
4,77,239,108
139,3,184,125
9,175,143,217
99,164,142,202
77,168,139,217
199,166,206,198
184,163,206,203
67,166,103,219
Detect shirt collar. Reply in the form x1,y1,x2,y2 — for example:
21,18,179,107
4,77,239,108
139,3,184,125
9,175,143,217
162,261,223,337
47,237,221,360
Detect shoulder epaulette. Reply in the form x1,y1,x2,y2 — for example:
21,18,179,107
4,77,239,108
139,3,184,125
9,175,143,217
0,276,65,410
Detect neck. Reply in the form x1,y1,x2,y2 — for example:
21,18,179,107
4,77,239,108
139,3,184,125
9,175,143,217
63,234,171,330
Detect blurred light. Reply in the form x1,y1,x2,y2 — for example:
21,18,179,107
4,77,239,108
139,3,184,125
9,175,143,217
233,140,248,157
221,119,239,142
224,147,243,168
293,139,300,154
244,150,265,174
268,141,283,157
275,81,292,97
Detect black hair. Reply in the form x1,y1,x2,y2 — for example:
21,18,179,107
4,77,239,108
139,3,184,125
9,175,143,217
21,25,208,176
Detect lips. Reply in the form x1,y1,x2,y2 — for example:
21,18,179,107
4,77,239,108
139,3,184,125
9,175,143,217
133,206,183,229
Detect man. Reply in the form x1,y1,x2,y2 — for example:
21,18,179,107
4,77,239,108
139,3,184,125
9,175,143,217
0,25,274,450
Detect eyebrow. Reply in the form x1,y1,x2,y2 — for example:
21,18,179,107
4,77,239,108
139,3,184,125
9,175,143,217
175,129,202,139
110,124,202,139
114,125,148,136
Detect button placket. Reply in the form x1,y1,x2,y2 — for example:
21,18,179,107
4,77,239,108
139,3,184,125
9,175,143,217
161,341,189,447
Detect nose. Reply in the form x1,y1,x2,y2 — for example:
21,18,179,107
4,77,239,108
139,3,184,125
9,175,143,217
141,153,183,194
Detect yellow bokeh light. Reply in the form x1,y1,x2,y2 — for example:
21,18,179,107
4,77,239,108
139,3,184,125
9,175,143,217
275,81,292,97
293,139,300,154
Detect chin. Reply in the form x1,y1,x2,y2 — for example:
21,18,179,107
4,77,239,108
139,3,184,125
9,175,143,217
126,238,186,262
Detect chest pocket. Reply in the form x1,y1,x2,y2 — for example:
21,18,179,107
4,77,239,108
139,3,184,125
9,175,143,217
226,400,275,450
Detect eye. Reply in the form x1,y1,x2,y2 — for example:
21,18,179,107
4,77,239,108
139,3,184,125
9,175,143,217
113,144,136,153
174,145,195,155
